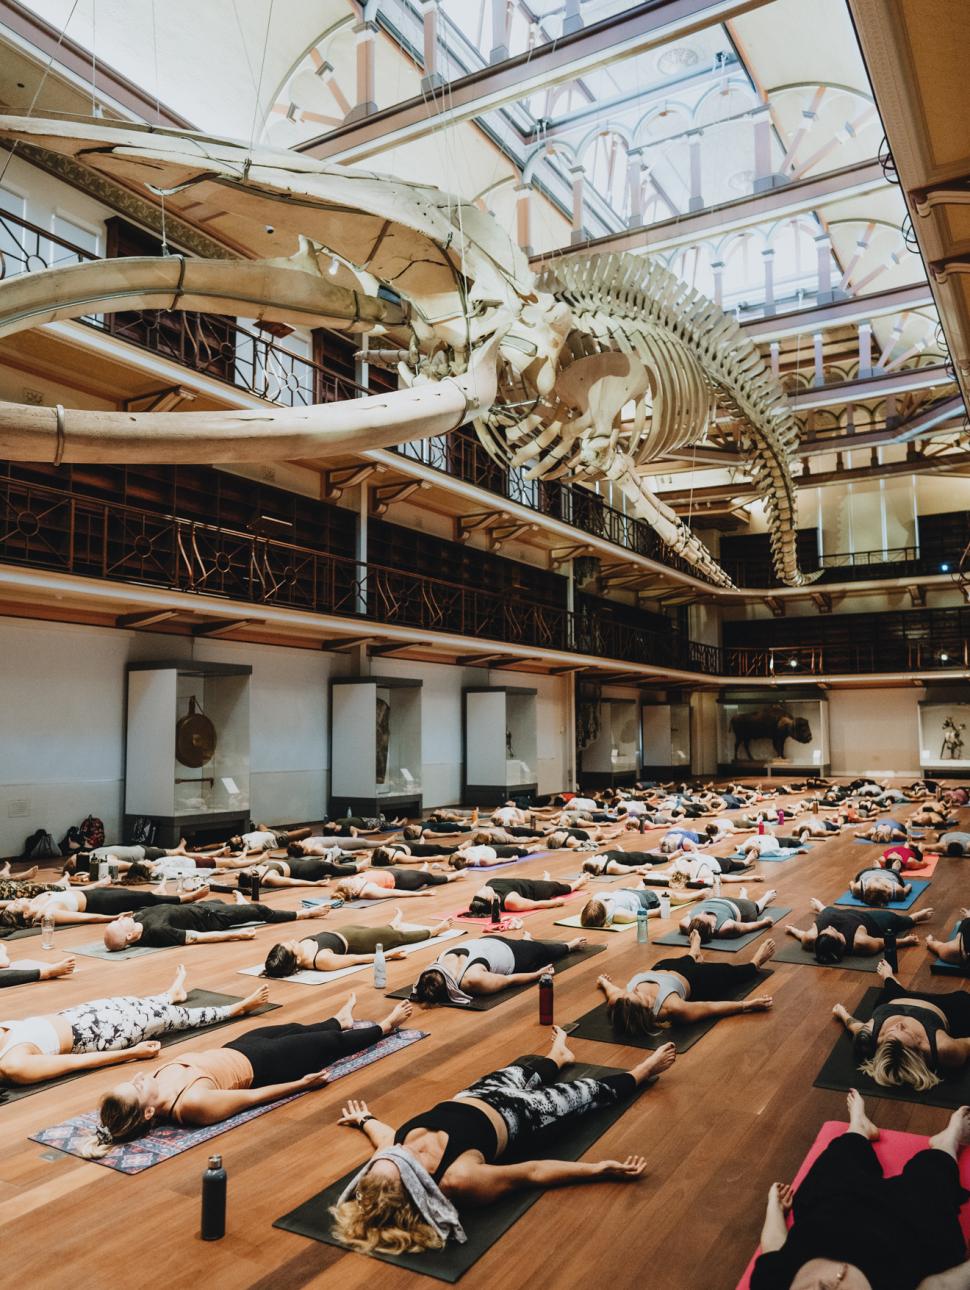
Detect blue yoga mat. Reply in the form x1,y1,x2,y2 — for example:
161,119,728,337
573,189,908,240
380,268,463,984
930,924,969,977
729,845,808,863
835,877,930,911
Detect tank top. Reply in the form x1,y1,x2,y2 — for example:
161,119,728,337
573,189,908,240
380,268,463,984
815,907,880,950
626,971,688,1016
308,930,348,962
869,999,947,1066
856,867,902,894
394,1103,498,1180
696,897,744,929
153,1050,253,1123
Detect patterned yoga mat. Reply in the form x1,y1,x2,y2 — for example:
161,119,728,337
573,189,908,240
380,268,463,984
30,1025,428,1173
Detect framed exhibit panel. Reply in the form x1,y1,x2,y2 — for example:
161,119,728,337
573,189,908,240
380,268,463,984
330,677,423,817
919,688,970,778
580,696,640,788
717,689,830,776
641,701,691,777
463,686,538,806
125,660,251,846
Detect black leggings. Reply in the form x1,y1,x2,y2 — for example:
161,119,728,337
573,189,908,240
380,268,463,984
499,936,572,972
388,868,449,890
653,956,758,1001
503,826,544,838
225,1018,383,1087
85,888,180,916
879,977,970,1036
0,967,41,988
395,843,460,859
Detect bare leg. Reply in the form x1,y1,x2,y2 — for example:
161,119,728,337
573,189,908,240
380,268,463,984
928,1106,970,1159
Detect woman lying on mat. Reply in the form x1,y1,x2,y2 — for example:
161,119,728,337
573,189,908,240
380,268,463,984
288,835,387,856
84,993,412,1155
582,851,663,876
877,843,925,871
936,831,970,858
248,854,362,888
263,912,453,978
678,891,778,943
736,832,803,859
465,876,586,918
102,896,326,951
544,828,596,851
333,867,462,902
370,843,460,865
0,965,268,1085
833,960,970,1091
646,854,761,889
580,887,661,928
0,876,70,902
449,843,539,869
410,934,586,1005
785,901,933,962
0,941,75,986
752,1092,970,1290
909,804,950,828
856,818,909,843
926,913,970,968
330,1025,674,1254
595,931,775,1030
0,881,213,927
848,866,912,907
403,822,472,841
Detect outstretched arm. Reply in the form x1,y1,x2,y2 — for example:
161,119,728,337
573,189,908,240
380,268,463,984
338,1099,395,1149
832,1003,866,1036
450,1156,646,1202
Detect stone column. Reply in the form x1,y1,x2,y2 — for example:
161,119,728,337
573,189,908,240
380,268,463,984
345,21,377,122
419,0,444,91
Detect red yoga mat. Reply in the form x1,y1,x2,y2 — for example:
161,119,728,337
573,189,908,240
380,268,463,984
735,1121,970,1289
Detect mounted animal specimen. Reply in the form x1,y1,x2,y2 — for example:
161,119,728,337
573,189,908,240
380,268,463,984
730,704,813,761
0,116,814,587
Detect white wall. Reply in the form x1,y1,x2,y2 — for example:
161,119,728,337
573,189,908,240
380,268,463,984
827,686,923,776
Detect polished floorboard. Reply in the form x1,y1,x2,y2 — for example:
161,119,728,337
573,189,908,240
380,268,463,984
0,788,965,1290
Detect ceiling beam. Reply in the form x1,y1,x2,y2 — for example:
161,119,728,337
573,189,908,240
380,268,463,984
740,282,936,342
320,636,380,652
192,619,261,638
787,363,953,410
369,641,430,657
456,652,506,665
299,0,773,165
530,159,886,262
116,609,180,629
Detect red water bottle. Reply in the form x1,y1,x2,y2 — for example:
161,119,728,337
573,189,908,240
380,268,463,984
778,810,785,828
757,817,765,835
538,973,554,1025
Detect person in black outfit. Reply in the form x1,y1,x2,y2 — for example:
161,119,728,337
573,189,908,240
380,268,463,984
752,1092,970,1290
465,876,585,917
785,900,932,963
0,941,75,986
254,855,360,887
102,897,326,951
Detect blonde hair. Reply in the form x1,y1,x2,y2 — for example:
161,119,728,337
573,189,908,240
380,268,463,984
330,1175,443,1255
860,1039,941,1091
80,1090,151,1158
334,878,362,900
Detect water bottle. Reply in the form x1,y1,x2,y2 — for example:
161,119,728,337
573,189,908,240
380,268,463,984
41,912,55,950
636,907,648,943
757,817,765,835
812,797,819,815
659,892,671,920
713,873,722,897
373,943,387,989
778,810,785,828
490,896,501,925
883,929,898,973
249,869,260,902
108,862,119,883
538,973,554,1025
201,1154,227,1241
98,860,110,881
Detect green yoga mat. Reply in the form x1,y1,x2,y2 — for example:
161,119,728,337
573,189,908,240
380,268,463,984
565,968,772,1053
274,1061,650,1283
653,907,790,953
0,989,278,1105
814,985,970,1109
386,943,606,1010
0,926,42,941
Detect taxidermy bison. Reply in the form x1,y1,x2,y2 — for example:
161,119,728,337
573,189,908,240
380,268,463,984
730,704,813,760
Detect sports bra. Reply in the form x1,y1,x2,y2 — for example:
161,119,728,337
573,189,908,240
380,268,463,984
626,971,688,1017
394,1101,499,1180
308,931,348,963
867,999,947,1066
435,938,516,983
0,1016,60,1061
154,1051,252,1122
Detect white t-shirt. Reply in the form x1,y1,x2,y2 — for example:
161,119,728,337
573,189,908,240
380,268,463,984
459,845,498,867
492,807,522,827
622,800,648,816
569,797,597,812
241,830,276,850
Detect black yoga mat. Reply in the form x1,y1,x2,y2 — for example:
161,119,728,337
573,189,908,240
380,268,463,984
0,989,278,1105
565,968,772,1053
387,943,606,1011
0,926,42,941
771,940,882,973
813,985,970,1109
930,926,969,978
274,1061,649,1283
652,907,790,953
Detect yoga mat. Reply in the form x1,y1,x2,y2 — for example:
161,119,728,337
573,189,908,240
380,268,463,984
0,926,42,941
236,928,466,985
735,1121,970,1290
771,940,882,973
814,985,970,1108
452,890,581,925
729,847,807,862
882,854,938,878
554,893,698,932
566,969,773,1052
73,940,169,961
0,990,278,1105
852,836,914,845
653,907,790,953
387,943,607,1011
835,878,930,911
31,1025,427,1171
299,897,373,910
274,1061,649,1283
930,924,969,978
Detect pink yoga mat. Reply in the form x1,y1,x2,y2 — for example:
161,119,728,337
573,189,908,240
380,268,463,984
451,889,582,926
735,1122,970,1289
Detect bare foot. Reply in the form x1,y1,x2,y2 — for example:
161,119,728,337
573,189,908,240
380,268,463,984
753,938,776,969
635,1043,677,1080
762,889,778,905
846,1088,879,1140
382,1000,412,1033
929,1106,970,1158
389,906,406,928
548,1024,574,1067
235,984,270,1015
232,890,251,905
167,963,188,1004
184,884,210,903
876,959,894,981
41,957,75,979
566,936,587,952
334,992,358,1029
430,917,452,934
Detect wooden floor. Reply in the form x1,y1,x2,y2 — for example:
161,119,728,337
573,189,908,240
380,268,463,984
0,787,966,1290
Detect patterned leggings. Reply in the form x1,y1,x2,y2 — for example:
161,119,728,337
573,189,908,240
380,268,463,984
61,993,235,1053
0,881,63,901
459,1056,636,1151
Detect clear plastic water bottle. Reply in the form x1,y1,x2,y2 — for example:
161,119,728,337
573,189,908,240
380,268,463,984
98,860,110,881
713,873,722,897
41,911,55,950
373,943,387,989
201,1154,227,1241
636,907,648,943
659,892,671,920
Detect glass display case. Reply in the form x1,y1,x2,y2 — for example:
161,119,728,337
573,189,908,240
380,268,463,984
919,693,970,776
641,701,692,777
463,687,538,805
124,661,251,846
330,677,423,817
717,690,830,775
580,696,640,787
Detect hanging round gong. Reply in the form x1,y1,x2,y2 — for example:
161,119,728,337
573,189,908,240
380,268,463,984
175,695,217,768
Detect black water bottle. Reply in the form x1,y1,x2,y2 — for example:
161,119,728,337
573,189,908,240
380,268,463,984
490,896,501,925
249,869,260,902
201,1153,227,1241
883,929,898,973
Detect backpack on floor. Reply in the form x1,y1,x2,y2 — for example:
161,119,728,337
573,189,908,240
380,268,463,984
78,815,105,850
127,815,156,846
58,824,83,855
23,828,61,860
